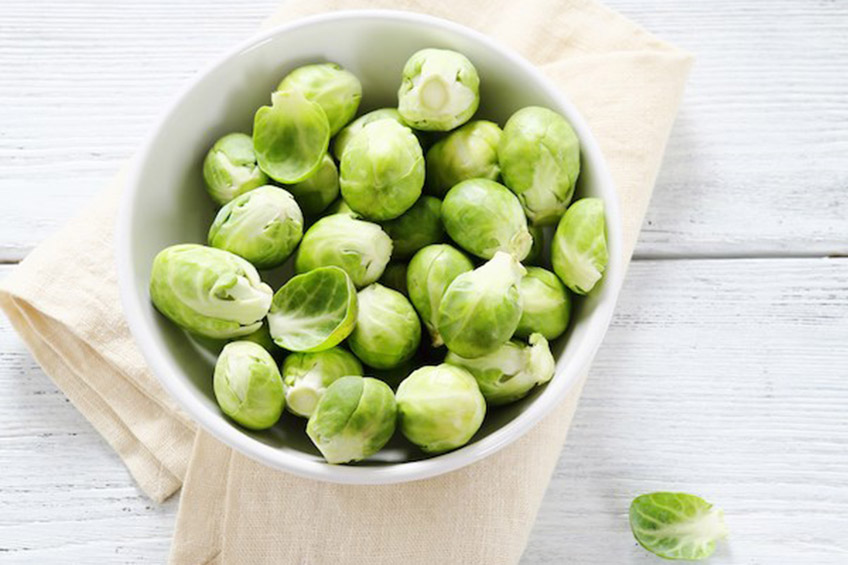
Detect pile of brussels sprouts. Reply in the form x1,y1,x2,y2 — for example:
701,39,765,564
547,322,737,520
149,48,608,464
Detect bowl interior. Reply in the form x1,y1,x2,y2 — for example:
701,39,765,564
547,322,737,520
121,11,621,483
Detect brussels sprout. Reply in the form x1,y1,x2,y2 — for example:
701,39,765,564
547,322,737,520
515,267,571,340
285,154,339,217
294,214,392,288
339,119,424,220
381,196,444,259
306,376,397,464
406,244,473,346
499,106,581,225
277,63,362,136
436,251,525,358
379,262,408,296
396,364,485,453
551,198,608,295
207,185,303,270
425,120,501,197
397,48,480,131
202,133,268,206
524,225,545,266
213,341,284,430
324,198,359,218
150,244,272,339
630,492,727,560
282,347,363,418
332,108,407,161
267,266,357,352
348,284,421,369
253,89,329,183
446,333,554,405
441,178,532,260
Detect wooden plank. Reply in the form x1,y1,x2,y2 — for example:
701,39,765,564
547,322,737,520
1,0,847,261
611,1,848,258
2,258,847,562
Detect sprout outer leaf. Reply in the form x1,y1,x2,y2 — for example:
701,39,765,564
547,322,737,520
629,492,727,561
267,266,357,352
253,89,330,183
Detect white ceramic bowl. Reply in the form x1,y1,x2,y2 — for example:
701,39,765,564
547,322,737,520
117,10,623,484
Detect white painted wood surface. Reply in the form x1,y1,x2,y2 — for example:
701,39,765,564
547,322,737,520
1,0,847,563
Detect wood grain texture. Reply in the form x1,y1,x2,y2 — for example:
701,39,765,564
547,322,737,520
2,258,847,563
1,0,847,260
612,0,848,258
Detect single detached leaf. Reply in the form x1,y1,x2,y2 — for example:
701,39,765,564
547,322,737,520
629,492,727,560
253,89,330,183
267,266,357,352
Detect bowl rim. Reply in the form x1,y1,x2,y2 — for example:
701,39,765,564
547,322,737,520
117,9,624,485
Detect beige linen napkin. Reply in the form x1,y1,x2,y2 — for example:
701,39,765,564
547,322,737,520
0,0,692,562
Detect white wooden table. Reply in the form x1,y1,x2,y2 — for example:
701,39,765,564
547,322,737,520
1,1,846,562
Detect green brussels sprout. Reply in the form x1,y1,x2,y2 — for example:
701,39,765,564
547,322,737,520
524,225,545,266
630,492,727,560
202,133,268,206
551,198,608,295
379,262,408,296
406,244,473,346
436,251,525,358
306,376,397,464
267,266,357,352
207,185,303,270
380,196,444,259
515,267,571,340
339,119,424,220
285,154,339,217
213,341,284,430
332,108,407,161
396,364,485,453
425,120,501,197
441,178,532,260
277,63,362,136
397,48,480,131
294,214,392,288
445,333,554,405
348,283,421,369
253,89,329,183
149,244,272,339
282,347,363,418
324,198,359,218
499,106,581,225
